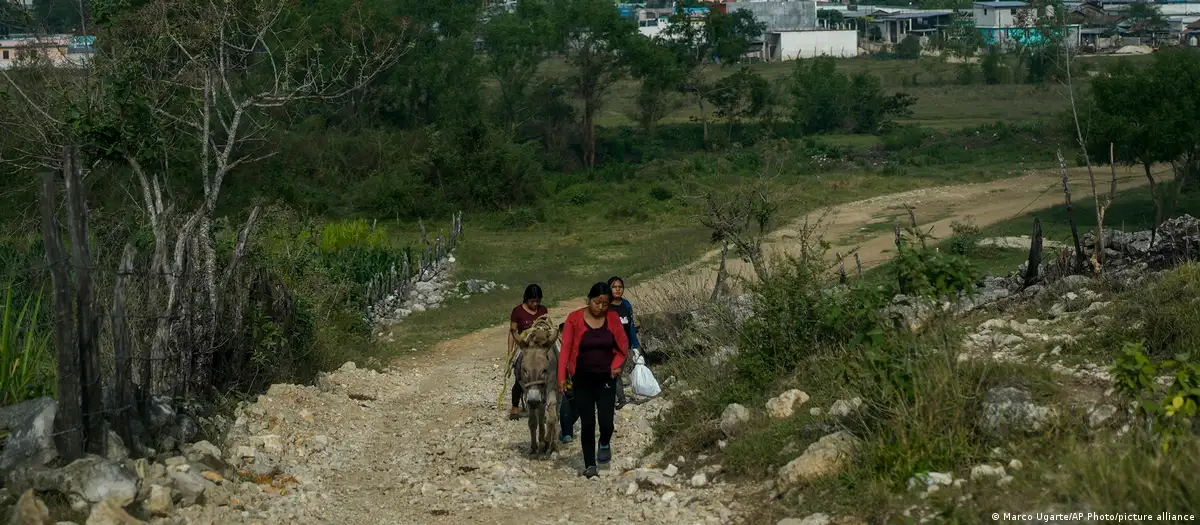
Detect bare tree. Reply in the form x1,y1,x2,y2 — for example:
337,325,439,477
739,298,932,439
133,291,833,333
4,0,410,401
1053,5,1120,273
699,180,778,283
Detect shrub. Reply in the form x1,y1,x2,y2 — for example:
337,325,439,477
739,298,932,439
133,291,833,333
1105,264,1200,361
892,227,978,298
948,218,982,256
1111,340,1200,452
649,185,674,202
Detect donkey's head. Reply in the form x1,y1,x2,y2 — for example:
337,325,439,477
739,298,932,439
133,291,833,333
518,318,559,408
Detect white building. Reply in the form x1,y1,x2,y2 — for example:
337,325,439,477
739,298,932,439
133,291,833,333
765,29,858,59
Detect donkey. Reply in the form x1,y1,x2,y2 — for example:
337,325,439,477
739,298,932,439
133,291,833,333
516,317,560,457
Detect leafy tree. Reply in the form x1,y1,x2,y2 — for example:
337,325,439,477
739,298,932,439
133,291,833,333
788,57,915,134
550,0,636,167
626,35,685,135
1123,2,1168,41
1087,51,1200,232
981,45,1005,84
484,0,555,136
896,34,922,60
704,67,770,140
658,6,765,146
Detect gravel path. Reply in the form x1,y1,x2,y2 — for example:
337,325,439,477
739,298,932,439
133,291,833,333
169,167,1153,525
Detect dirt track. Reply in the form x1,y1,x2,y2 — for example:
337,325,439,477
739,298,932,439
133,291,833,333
198,166,1156,525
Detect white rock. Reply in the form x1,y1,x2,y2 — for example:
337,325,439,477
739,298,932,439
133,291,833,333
809,407,822,416
718,404,750,437
778,513,832,525
661,491,677,503
663,464,678,477
828,397,862,417
1088,404,1118,428
690,473,708,488
624,482,639,496
765,390,810,419
970,464,1007,481
259,434,283,454
1008,459,1023,471
777,431,859,488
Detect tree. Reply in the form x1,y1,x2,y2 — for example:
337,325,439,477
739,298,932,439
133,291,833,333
626,31,685,135
1123,2,1168,42
658,6,765,147
1087,51,1200,239
788,57,915,135
551,0,635,167
896,34,922,60
704,67,770,140
484,0,554,136
1,0,409,398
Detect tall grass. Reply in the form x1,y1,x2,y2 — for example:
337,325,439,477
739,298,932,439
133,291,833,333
0,286,55,405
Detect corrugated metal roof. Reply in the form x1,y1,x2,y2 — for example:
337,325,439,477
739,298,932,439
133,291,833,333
882,10,954,19
973,1,1030,7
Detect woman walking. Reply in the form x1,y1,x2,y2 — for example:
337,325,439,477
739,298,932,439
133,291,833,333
508,284,548,420
558,282,628,478
606,276,640,410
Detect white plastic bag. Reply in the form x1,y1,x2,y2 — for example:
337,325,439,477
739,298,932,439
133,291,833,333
629,350,661,398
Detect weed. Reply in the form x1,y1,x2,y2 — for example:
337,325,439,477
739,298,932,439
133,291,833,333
1111,340,1200,452
0,286,56,405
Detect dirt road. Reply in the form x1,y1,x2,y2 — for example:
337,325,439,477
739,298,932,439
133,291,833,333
190,166,1153,525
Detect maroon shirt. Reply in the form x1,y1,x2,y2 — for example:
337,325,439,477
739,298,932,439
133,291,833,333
510,304,549,333
577,321,617,375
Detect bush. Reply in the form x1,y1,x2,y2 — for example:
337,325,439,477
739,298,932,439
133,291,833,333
948,218,982,255
1104,264,1200,361
892,227,978,298
896,34,922,60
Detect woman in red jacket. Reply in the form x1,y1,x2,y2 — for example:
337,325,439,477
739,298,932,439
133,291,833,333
558,282,628,478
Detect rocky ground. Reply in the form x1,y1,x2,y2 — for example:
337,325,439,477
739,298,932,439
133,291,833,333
2,178,1188,525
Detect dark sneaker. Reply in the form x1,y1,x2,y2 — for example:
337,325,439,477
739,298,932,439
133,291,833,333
582,466,598,479
509,408,521,420
597,444,611,464
560,434,573,444
615,397,627,411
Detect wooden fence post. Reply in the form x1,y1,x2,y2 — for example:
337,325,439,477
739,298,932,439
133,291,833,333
112,244,137,453
63,145,106,456
41,170,84,461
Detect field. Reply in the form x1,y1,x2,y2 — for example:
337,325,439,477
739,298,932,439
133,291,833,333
525,55,1150,129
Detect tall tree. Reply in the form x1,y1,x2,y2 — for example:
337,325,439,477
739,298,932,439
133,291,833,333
484,0,554,136
658,7,765,146
551,0,635,168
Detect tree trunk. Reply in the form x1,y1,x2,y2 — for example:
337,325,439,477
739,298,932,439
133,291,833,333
41,170,84,461
1056,151,1086,271
62,146,106,456
698,96,709,149
711,243,729,301
1023,218,1043,288
1145,162,1161,249
111,244,137,454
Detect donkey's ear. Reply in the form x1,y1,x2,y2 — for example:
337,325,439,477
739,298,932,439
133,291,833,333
514,331,531,348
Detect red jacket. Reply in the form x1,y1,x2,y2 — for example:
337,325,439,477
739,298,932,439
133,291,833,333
558,308,628,381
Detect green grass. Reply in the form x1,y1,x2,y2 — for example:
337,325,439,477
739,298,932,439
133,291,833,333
519,54,1145,130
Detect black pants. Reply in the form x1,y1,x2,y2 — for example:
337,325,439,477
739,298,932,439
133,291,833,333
511,352,523,409
573,372,616,468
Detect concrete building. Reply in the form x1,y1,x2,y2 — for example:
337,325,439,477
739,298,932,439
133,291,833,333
765,28,857,58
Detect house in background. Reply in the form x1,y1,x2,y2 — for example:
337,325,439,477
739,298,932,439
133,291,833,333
973,0,1081,48
871,10,954,44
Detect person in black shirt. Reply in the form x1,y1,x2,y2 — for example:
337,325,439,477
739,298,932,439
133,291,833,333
606,276,640,410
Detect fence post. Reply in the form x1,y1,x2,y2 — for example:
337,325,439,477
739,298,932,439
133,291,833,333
1023,218,1044,288
112,244,137,453
41,170,84,461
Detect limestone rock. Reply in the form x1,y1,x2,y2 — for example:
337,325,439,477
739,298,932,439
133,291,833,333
0,398,58,475
9,489,51,525
765,390,810,419
778,513,832,525
828,398,862,417
719,404,750,437
777,431,858,488
84,500,145,525
8,456,138,507
979,387,1057,436
141,485,173,517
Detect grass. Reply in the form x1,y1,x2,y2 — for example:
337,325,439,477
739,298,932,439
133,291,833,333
0,285,55,405
375,128,1065,355
520,54,1152,130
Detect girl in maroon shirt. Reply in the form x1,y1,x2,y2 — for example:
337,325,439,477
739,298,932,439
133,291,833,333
508,284,548,420
558,282,628,478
